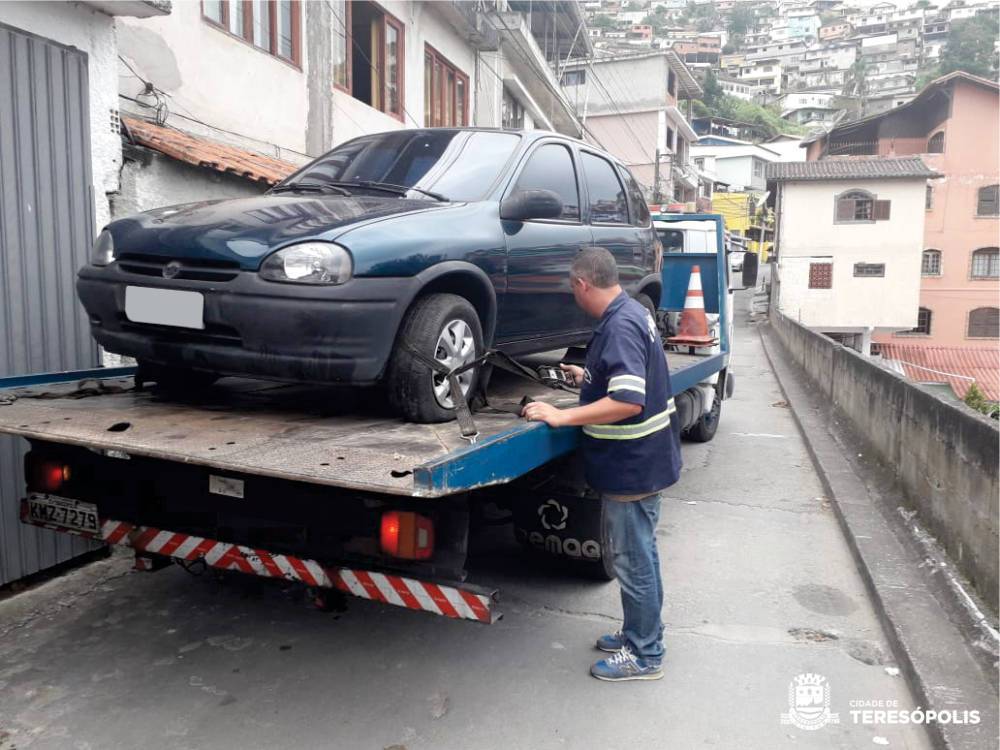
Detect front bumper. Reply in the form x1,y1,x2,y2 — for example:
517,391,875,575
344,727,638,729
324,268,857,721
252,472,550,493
77,265,419,384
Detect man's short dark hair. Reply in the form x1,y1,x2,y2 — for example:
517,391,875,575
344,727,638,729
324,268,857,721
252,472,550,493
571,246,619,288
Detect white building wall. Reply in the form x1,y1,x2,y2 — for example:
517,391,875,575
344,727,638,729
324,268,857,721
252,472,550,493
117,2,310,159
3,1,121,231
776,179,926,330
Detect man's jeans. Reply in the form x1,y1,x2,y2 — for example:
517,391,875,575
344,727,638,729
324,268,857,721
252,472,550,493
604,493,664,662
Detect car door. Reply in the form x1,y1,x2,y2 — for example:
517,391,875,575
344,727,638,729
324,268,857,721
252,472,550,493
496,141,593,344
581,151,644,302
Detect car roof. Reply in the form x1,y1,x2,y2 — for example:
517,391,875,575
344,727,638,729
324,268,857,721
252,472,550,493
360,127,627,169
653,220,716,231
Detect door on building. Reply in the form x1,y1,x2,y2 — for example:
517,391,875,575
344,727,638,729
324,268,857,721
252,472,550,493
0,23,101,585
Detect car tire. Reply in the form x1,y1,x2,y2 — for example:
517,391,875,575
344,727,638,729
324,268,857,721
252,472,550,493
684,388,721,442
141,362,219,392
387,293,484,424
635,292,662,340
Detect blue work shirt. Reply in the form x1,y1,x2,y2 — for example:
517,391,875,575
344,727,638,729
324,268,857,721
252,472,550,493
579,291,682,496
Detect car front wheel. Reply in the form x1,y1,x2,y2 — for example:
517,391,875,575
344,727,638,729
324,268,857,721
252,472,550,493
387,293,484,424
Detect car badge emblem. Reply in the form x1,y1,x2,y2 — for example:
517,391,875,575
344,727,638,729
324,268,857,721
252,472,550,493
163,261,182,279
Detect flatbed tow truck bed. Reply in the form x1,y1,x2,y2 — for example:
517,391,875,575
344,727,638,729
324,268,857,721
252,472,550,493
0,352,716,499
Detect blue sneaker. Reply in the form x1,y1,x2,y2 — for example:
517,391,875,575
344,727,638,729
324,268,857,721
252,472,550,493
596,631,624,652
591,646,663,682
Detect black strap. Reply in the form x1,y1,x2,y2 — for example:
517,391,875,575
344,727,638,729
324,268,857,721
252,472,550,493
399,342,578,441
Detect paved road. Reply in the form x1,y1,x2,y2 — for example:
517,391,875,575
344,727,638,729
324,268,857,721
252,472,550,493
0,290,934,750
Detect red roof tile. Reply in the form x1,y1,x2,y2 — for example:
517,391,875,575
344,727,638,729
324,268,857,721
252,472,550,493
876,344,1000,401
122,116,298,186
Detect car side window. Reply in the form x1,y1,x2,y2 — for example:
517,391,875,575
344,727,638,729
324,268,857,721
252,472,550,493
582,152,628,224
513,143,580,220
619,167,650,226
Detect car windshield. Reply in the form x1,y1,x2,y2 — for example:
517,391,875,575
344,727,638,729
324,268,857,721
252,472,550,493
658,229,685,253
284,130,521,202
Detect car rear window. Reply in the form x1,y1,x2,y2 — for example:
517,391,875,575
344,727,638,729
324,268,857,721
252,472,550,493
619,167,650,226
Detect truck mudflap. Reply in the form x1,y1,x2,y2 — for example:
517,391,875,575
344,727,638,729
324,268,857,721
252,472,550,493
19,497,500,624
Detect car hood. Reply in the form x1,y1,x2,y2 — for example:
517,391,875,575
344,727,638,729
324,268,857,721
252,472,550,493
106,194,443,269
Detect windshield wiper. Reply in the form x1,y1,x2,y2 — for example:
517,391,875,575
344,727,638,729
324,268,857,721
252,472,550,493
324,181,448,202
271,182,351,196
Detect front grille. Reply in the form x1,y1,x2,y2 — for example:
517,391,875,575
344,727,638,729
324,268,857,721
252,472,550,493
119,320,243,347
117,255,241,282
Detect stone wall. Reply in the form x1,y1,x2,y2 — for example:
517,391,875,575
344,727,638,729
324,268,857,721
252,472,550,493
769,310,999,612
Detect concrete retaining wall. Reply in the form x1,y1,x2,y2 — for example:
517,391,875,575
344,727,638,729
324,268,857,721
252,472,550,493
769,310,1000,613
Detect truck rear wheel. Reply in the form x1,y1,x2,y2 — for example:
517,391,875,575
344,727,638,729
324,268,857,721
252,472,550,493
684,389,721,442
387,293,484,424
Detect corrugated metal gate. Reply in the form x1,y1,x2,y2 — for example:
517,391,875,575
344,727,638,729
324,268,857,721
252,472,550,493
0,23,102,584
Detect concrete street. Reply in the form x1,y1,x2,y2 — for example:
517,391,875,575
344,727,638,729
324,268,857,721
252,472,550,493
0,290,936,750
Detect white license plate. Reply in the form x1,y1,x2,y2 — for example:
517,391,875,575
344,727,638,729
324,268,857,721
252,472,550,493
125,286,205,330
26,493,100,534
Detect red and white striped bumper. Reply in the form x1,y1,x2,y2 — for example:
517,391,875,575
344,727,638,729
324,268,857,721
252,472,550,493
20,499,499,624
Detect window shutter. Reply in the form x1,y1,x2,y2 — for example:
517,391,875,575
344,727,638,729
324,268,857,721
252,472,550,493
874,200,891,220
809,262,833,289
836,198,854,221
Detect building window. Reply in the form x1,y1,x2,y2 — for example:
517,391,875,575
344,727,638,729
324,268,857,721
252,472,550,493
967,307,999,338
921,249,941,276
667,127,675,151
854,262,885,277
424,46,467,127
977,184,999,216
971,247,999,278
900,307,932,335
808,262,833,289
835,190,872,221
202,0,301,65
926,131,945,153
753,158,763,177
329,1,405,119
331,0,349,89
561,69,586,86
668,69,677,97
501,87,524,129
925,184,933,210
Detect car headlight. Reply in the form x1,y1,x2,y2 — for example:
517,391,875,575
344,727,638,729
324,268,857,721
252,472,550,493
91,230,115,266
259,242,353,285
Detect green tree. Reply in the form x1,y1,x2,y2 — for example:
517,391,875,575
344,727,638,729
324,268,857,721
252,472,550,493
591,14,616,30
964,382,999,417
702,69,724,105
728,5,755,37
938,16,1000,78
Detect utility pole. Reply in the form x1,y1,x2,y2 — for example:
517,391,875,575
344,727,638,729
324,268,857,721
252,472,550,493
653,149,662,204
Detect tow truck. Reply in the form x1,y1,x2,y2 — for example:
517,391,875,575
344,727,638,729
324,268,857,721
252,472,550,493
0,214,755,624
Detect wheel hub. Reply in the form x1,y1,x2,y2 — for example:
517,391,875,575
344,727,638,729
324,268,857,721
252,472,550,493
432,318,476,409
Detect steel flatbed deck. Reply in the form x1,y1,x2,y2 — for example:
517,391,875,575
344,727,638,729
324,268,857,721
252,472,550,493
0,351,719,498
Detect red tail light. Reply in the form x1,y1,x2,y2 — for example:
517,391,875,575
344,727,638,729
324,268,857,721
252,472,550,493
380,511,434,560
31,460,72,493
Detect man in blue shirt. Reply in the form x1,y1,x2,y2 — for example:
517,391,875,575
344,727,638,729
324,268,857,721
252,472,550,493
522,247,682,681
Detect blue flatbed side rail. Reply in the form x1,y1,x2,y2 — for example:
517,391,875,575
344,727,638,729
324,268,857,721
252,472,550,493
413,421,580,496
0,366,136,389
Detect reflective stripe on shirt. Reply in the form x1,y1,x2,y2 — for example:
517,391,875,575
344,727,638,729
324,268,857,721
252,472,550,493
607,374,646,395
582,398,677,440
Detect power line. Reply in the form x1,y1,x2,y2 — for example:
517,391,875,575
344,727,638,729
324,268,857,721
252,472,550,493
478,12,609,148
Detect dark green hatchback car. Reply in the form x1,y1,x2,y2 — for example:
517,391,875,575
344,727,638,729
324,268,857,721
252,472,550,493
78,128,662,423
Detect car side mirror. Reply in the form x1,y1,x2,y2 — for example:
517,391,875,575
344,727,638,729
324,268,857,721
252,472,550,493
741,251,759,288
500,189,564,221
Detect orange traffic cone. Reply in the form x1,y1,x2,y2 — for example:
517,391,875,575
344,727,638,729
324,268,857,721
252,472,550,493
667,265,718,347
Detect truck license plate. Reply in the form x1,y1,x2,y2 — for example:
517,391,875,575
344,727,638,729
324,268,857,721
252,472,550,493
125,286,205,329
26,493,100,534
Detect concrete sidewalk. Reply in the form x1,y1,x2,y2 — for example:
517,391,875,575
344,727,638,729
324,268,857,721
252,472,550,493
0,291,935,750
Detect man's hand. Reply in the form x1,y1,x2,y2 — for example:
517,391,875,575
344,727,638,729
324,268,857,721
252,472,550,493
560,363,585,387
521,400,568,428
